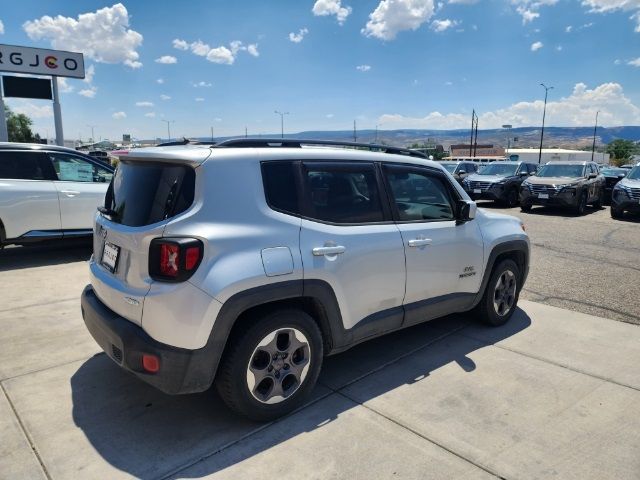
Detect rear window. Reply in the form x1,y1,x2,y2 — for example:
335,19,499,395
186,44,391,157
105,161,195,227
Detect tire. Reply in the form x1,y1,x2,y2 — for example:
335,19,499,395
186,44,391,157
520,203,532,212
215,308,323,422
474,259,520,327
592,189,603,209
611,207,624,219
575,191,587,216
504,189,519,208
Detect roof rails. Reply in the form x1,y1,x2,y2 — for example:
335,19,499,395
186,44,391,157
213,138,429,159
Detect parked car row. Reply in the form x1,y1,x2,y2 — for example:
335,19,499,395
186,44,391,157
457,159,638,219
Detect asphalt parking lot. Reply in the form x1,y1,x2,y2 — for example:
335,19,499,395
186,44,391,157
1,206,639,479
480,202,640,325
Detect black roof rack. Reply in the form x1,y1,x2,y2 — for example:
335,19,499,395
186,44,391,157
213,138,428,159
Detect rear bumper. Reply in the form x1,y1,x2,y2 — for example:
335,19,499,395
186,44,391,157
81,285,215,394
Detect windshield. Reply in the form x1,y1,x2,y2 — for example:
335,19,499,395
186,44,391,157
627,166,640,180
478,163,519,176
440,163,457,173
536,164,584,178
601,168,628,177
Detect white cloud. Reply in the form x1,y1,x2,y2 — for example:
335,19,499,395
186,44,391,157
565,25,573,32
356,64,372,71
312,0,352,25
78,86,97,98
448,0,478,3
172,38,189,50
444,80,453,85
195,97,205,102
326,113,335,118
0,20,4,34
23,4,143,68
378,82,640,129
112,111,126,119
160,94,171,100
144,112,156,118
155,55,177,64
191,81,212,87
84,64,95,84
58,78,74,93
628,57,640,66
431,18,459,31
614,58,622,64
135,101,154,107
581,0,640,31
531,41,544,51
511,0,558,24
177,39,258,65
556,45,563,51
7,100,53,118
362,0,436,41
289,28,309,43
156,78,164,84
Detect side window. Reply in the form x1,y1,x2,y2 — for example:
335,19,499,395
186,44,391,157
47,153,113,183
385,166,455,222
0,151,47,180
303,163,384,224
469,163,477,172
262,161,299,216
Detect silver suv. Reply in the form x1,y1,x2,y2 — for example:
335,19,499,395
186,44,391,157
81,139,530,421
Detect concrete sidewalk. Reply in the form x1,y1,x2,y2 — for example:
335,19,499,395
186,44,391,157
1,249,639,479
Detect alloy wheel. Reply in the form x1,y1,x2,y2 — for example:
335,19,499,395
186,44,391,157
246,328,311,404
493,270,517,317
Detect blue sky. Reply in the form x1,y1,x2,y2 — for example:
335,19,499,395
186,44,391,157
1,0,639,141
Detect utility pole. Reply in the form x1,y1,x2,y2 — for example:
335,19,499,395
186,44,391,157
161,119,174,141
538,83,553,164
502,124,512,154
591,110,599,162
374,124,379,143
353,120,357,142
52,77,64,146
210,126,214,142
245,126,248,138
274,110,289,138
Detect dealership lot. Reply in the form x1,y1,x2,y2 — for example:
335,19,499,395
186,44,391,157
1,205,639,479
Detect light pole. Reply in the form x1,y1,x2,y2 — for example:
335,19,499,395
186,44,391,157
161,119,174,141
274,110,289,138
591,110,599,162
375,124,381,143
87,124,97,144
538,83,553,164
502,124,512,155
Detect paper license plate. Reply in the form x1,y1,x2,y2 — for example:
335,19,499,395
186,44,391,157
101,242,120,273
473,189,482,194
538,193,549,199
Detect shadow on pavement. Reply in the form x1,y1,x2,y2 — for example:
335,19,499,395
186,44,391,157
519,205,602,218
0,239,92,272
70,308,531,479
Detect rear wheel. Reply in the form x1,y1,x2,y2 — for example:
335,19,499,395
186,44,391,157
475,259,520,326
215,309,323,421
611,207,624,219
504,189,519,208
592,189,603,209
520,203,532,212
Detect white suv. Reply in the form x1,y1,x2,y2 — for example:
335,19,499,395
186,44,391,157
0,143,114,246
81,139,529,421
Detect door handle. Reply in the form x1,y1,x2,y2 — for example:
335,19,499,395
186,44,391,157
408,238,432,247
61,190,80,197
312,245,346,256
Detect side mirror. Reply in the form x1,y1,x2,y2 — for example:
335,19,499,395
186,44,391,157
458,170,467,176
529,171,536,176
618,173,626,178
456,199,477,224
588,172,597,179
519,172,528,177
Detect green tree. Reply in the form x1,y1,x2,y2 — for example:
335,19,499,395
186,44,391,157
4,106,41,143
606,139,636,166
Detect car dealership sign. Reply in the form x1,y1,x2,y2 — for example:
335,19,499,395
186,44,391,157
0,44,85,79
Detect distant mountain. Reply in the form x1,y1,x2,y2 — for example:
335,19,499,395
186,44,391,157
198,126,640,150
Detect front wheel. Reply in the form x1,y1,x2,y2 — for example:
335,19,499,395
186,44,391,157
575,191,587,216
215,309,323,422
504,189,519,208
611,207,624,219
592,189,603,209
520,203,532,212
474,259,520,326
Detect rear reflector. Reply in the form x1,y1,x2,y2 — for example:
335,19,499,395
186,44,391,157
142,354,160,373
185,246,200,270
149,238,203,282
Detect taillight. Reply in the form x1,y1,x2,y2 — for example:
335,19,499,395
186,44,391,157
149,238,203,282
